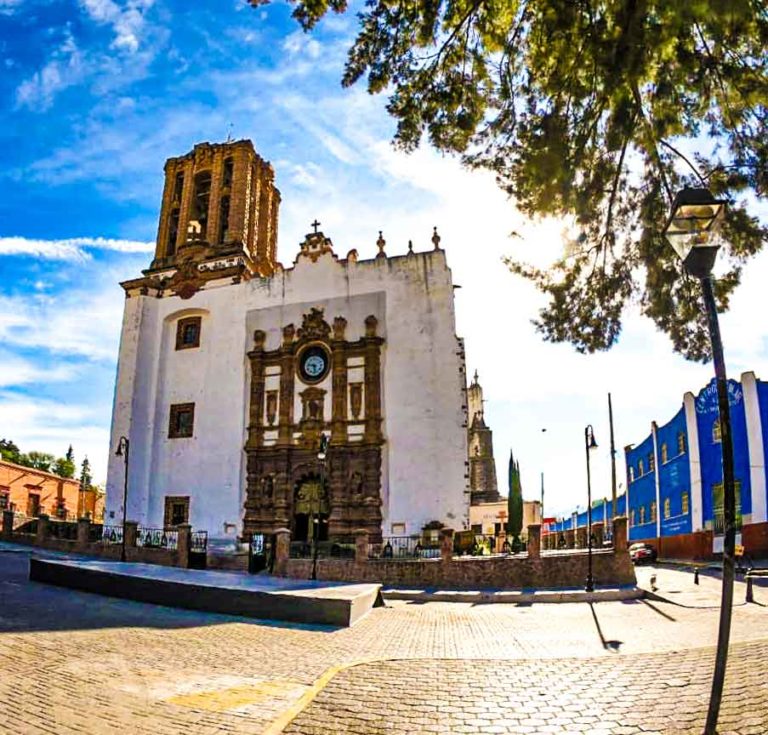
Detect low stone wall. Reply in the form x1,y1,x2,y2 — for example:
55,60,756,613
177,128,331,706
283,549,636,589
1,513,186,568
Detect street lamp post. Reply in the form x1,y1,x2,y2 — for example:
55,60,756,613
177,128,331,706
311,433,329,581
115,436,130,563
663,187,731,735
584,425,598,593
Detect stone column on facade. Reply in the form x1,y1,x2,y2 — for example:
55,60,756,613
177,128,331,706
354,529,369,563
440,528,454,563
176,524,192,568
362,316,384,444
124,520,139,550
592,521,605,548
274,527,291,576
36,514,49,546
330,321,348,446
177,159,196,248
613,516,628,551
527,524,541,559
2,510,13,538
76,517,91,551
277,328,296,447
205,149,224,246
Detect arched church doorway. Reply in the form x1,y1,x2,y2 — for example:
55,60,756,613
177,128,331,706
293,474,330,543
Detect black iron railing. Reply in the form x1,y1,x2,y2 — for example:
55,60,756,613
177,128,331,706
190,530,208,553
46,520,78,541
290,537,357,559
368,536,441,560
136,527,178,550
100,525,123,544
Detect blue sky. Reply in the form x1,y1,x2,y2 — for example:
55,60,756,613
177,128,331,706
2,0,767,517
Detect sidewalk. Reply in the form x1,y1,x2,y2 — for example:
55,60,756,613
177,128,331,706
635,564,768,607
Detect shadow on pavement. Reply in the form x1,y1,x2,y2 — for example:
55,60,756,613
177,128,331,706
589,602,623,651
0,550,341,635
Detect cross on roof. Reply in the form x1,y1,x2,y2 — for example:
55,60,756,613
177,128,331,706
311,219,321,234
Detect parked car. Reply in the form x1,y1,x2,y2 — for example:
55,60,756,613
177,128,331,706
629,542,657,565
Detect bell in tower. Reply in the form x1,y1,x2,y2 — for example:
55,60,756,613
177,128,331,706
149,139,281,277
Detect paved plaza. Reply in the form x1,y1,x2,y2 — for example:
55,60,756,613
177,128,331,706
0,547,766,734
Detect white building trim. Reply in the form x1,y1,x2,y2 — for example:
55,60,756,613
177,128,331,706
742,371,767,525
683,392,704,532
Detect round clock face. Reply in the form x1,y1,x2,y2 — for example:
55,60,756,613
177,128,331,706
298,345,330,383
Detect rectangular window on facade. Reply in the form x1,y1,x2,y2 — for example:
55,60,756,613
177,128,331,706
713,420,722,443
678,432,687,455
169,403,195,438
649,453,655,472
629,466,635,482
0,491,8,510
682,492,689,515
390,522,406,535
661,443,668,463
650,501,657,523
664,498,671,519
639,459,645,476
175,317,201,350
164,496,189,528
27,493,40,517
639,506,646,524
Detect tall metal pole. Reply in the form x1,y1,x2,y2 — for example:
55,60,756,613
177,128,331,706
701,275,736,735
540,472,544,523
585,426,595,593
119,437,129,563
609,393,617,520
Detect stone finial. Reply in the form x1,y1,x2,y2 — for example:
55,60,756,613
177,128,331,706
253,329,266,349
282,323,295,346
407,240,414,255
364,314,378,337
333,316,347,341
376,231,386,257
432,226,441,250
346,249,358,263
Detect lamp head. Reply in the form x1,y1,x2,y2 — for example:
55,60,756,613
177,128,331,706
663,187,727,278
586,425,598,450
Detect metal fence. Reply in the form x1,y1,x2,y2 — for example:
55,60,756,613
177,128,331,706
46,520,78,541
136,527,178,550
368,536,441,560
289,537,357,560
190,530,208,553
100,525,123,544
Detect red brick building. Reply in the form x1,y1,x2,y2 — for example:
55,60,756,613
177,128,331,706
0,460,103,520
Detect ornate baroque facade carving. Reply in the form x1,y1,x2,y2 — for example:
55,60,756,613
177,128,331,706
243,307,386,541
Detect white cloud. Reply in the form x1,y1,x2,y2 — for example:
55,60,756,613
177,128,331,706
0,352,78,387
15,33,86,111
0,281,125,362
282,30,322,60
79,0,154,53
0,236,153,261
0,391,110,483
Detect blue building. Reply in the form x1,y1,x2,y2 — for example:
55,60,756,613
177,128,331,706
555,372,768,560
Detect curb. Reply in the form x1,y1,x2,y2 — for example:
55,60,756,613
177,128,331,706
382,586,644,604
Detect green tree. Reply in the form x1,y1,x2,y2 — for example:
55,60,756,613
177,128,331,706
79,457,92,492
53,446,76,479
506,450,523,548
261,0,768,360
0,439,20,463
19,451,55,472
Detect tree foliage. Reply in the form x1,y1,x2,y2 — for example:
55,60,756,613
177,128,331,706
259,0,768,359
506,450,523,542
0,439,20,464
79,457,92,492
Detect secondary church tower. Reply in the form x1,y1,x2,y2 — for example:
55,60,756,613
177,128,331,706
106,140,471,543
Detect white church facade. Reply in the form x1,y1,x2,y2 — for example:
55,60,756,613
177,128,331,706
105,139,471,543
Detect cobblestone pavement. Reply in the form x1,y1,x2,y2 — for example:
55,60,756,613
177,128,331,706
1,548,767,734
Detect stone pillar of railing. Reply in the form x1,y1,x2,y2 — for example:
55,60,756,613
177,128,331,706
354,529,369,563
526,524,541,559
576,527,587,549
613,516,628,551
592,521,604,548
2,510,13,538
274,527,291,576
440,528,454,563
124,521,138,550
36,514,50,546
565,529,575,548
176,523,192,568
76,517,91,550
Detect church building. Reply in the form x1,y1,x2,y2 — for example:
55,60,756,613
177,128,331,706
105,139,471,543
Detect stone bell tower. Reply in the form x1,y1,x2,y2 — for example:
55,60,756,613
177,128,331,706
149,139,280,277
468,370,500,504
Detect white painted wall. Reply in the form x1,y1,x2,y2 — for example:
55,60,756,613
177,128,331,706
106,246,469,538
